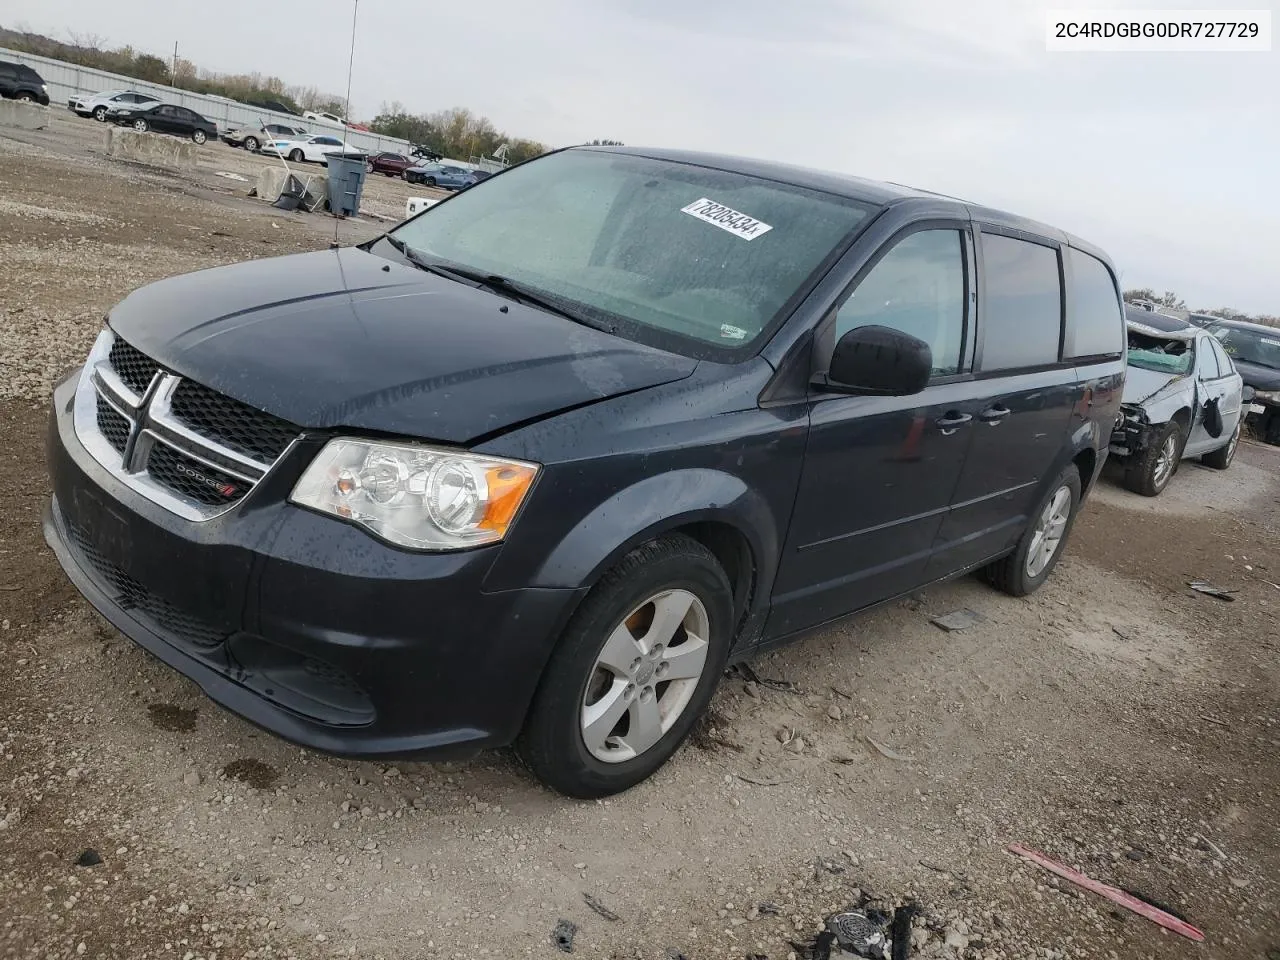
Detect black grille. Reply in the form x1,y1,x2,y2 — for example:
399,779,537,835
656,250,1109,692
96,395,131,453
304,657,365,694
169,380,297,463
108,338,160,395
146,443,247,506
66,520,226,650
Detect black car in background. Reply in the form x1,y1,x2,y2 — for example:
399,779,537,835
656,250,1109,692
109,102,218,144
0,59,50,104
1206,318,1280,443
43,146,1125,798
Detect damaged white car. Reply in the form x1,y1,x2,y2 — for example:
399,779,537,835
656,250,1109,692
1110,309,1247,496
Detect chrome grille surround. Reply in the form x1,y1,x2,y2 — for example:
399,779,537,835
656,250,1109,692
72,328,299,521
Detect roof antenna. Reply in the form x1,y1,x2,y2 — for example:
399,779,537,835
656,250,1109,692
333,0,359,248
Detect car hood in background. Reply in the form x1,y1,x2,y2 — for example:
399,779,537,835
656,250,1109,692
1233,359,1280,392
108,247,697,444
1122,365,1189,407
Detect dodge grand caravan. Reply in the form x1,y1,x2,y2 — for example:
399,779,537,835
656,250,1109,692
44,147,1126,797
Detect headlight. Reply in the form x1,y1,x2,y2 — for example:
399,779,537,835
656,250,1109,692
290,439,539,550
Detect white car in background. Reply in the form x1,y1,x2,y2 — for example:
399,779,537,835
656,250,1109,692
262,134,351,164
70,89,160,122
303,110,345,125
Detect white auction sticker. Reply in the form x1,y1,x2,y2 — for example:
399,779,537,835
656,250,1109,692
681,198,773,241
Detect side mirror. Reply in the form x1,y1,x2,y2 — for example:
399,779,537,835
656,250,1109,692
817,324,932,396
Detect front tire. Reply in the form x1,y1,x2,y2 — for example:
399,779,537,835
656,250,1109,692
424,176,437,187
981,464,1082,597
133,119,148,133
1201,419,1240,470
16,92,34,103
288,149,304,162
1124,420,1183,496
517,535,733,798
93,105,108,121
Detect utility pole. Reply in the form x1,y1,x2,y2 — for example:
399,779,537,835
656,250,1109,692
171,42,178,84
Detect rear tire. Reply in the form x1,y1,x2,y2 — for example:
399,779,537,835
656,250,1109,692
981,464,1082,597
517,534,733,798
1201,419,1240,470
191,129,207,145
243,136,260,152
1124,420,1183,496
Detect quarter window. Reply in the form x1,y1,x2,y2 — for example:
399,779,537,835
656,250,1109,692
979,233,1062,371
835,229,967,377
1064,248,1123,358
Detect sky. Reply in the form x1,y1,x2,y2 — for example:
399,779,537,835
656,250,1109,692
6,0,1278,313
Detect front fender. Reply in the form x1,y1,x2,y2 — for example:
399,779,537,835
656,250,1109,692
525,468,781,599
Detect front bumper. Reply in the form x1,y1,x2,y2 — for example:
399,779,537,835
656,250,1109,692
44,369,583,759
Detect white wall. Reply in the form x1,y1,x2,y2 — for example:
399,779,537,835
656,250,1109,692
0,45,414,156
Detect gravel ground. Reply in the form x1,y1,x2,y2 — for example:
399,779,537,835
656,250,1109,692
1,112,1278,960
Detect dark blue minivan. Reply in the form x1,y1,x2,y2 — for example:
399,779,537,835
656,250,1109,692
44,147,1125,796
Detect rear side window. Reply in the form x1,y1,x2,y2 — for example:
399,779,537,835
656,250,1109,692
835,229,967,376
1065,248,1123,358
978,233,1062,371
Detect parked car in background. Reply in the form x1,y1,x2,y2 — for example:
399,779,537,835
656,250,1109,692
366,152,414,176
108,103,218,144
303,110,345,125
1206,317,1280,444
403,162,480,189
223,122,308,152
246,98,299,116
0,59,49,104
70,89,160,121
44,146,1125,798
1110,309,1245,495
262,134,350,164
1185,312,1221,328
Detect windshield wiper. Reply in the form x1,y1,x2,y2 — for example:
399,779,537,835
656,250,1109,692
395,247,604,330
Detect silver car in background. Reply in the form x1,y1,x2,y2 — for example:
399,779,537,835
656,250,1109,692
69,89,160,122
1110,308,1246,495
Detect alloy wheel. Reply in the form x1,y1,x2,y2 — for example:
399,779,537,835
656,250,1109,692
1026,485,1072,578
1153,432,1179,488
581,589,710,763
133,119,147,132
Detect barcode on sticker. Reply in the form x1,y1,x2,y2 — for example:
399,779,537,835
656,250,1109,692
681,198,773,241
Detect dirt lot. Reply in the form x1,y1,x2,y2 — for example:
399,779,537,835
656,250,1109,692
2,111,1278,960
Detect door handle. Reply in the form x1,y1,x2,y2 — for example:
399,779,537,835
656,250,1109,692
979,404,1012,423
935,412,973,434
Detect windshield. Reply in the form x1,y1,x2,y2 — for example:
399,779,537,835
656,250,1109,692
1209,323,1280,370
387,150,873,356
1127,328,1193,375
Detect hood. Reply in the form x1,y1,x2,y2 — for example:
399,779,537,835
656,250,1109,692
108,247,697,444
1233,359,1280,392
1122,365,1189,407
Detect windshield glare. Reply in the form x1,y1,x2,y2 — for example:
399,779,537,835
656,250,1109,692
1128,329,1193,375
1209,323,1280,370
388,150,873,355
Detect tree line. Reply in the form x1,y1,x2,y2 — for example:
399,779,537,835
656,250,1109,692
369,103,547,165
1123,288,1278,327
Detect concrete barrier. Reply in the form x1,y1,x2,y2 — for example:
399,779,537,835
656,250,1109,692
254,165,329,211
105,127,198,172
0,99,49,131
